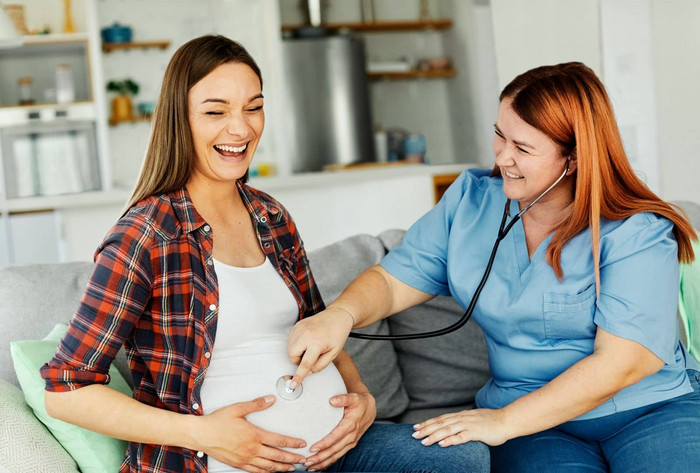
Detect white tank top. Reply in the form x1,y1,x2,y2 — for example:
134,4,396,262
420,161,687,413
201,258,346,472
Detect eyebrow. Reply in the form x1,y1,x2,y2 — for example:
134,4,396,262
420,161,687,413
493,123,535,149
201,93,264,105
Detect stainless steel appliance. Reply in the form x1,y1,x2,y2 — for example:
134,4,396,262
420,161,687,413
281,35,375,172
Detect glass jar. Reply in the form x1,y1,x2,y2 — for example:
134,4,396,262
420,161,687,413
55,64,75,104
18,77,34,106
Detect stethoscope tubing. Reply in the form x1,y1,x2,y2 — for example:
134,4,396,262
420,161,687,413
348,160,571,341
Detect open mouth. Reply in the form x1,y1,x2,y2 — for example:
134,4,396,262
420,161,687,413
504,170,523,179
213,143,248,158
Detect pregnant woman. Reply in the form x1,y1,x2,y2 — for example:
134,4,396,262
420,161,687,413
41,35,488,473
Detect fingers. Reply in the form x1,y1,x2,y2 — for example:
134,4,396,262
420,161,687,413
305,428,355,471
232,395,276,416
412,414,466,447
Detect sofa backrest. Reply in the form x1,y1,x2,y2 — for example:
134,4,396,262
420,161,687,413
0,262,95,387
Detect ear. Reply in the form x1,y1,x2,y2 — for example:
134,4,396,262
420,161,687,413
566,154,578,175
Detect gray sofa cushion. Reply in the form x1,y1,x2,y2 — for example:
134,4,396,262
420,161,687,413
308,234,410,420
0,262,94,387
380,230,491,414
389,296,491,412
0,262,132,388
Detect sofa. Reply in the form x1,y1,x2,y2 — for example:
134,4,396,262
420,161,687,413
1,200,699,472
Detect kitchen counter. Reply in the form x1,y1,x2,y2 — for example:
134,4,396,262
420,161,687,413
1,163,478,214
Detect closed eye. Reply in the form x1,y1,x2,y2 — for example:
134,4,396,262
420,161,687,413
516,146,530,155
205,111,224,115
247,105,263,112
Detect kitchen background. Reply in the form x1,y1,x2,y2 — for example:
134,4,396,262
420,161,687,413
0,0,698,266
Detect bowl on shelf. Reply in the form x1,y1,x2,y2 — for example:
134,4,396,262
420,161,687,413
101,23,132,43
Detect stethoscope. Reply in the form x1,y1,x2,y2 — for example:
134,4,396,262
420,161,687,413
347,157,572,341
277,159,571,400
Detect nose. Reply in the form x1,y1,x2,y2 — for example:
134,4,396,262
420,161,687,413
493,139,515,168
225,112,250,138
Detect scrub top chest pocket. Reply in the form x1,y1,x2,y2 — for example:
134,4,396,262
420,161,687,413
543,284,597,345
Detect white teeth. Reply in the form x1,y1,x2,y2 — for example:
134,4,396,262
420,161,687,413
505,170,523,179
215,144,247,153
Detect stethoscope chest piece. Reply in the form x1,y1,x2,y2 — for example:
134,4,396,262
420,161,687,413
276,375,303,400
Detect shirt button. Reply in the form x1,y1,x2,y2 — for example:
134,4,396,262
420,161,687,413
203,225,211,232
192,402,199,411
260,216,267,223
207,258,213,266
209,304,216,311
264,243,270,248
196,451,204,458
204,351,211,359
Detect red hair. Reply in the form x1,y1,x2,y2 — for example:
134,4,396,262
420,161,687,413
494,62,696,291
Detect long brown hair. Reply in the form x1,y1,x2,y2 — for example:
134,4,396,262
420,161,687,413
125,35,262,210
494,62,696,291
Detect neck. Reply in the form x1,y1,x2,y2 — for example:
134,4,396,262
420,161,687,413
186,176,243,220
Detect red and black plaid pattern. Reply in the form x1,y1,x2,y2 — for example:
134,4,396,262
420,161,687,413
41,181,325,472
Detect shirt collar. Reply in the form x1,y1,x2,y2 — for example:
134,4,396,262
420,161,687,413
171,187,206,234
170,181,282,234
237,180,282,224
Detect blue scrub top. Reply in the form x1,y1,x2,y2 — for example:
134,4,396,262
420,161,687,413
381,169,694,420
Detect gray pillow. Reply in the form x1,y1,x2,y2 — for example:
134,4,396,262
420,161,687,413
308,234,410,419
0,379,78,472
389,296,491,411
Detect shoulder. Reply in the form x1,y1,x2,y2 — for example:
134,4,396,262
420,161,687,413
440,168,504,215
600,212,676,263
107,191,184,246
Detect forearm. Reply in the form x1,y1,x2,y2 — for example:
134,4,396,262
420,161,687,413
333,350,370,394
45,385,200,450
499,348,661,440
327,265,432,329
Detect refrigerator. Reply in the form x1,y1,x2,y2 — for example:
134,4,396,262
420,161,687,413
281,35,375,173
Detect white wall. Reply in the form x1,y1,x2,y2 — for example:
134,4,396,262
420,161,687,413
651,0,700,202
490,0,602,89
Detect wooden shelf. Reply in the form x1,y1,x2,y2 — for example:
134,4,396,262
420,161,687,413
102,41,171,53
282,19,452,34
368,67,457,81
108,115,151,126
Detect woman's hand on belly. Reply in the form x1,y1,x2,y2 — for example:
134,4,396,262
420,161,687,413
303,391,377,471
196,395,308,472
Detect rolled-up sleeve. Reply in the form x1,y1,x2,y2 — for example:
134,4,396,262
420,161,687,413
41,213,154,392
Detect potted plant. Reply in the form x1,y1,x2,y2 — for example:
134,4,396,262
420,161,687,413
107,79,139,123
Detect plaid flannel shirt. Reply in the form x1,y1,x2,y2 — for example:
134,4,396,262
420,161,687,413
41,181,325,472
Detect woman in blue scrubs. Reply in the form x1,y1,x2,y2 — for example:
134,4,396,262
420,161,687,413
286,62,700,472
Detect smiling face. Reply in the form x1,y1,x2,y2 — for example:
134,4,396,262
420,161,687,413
187,62,264,188
493,98,575,208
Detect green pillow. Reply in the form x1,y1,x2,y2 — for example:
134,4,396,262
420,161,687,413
10,323,132,473
679,237,700,364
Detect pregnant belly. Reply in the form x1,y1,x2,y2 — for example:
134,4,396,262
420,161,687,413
201,339,347,471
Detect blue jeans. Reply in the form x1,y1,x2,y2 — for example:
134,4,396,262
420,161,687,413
490,369,700,473
325,423,489,473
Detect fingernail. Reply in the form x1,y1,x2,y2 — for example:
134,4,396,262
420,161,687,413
263,395,275,403
421,438,429,445
287,381,297,391
438,440,445,447
310,447,319,453
412,431,420,438
413,424,420,430
288,467,295,472
299,442,307,448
